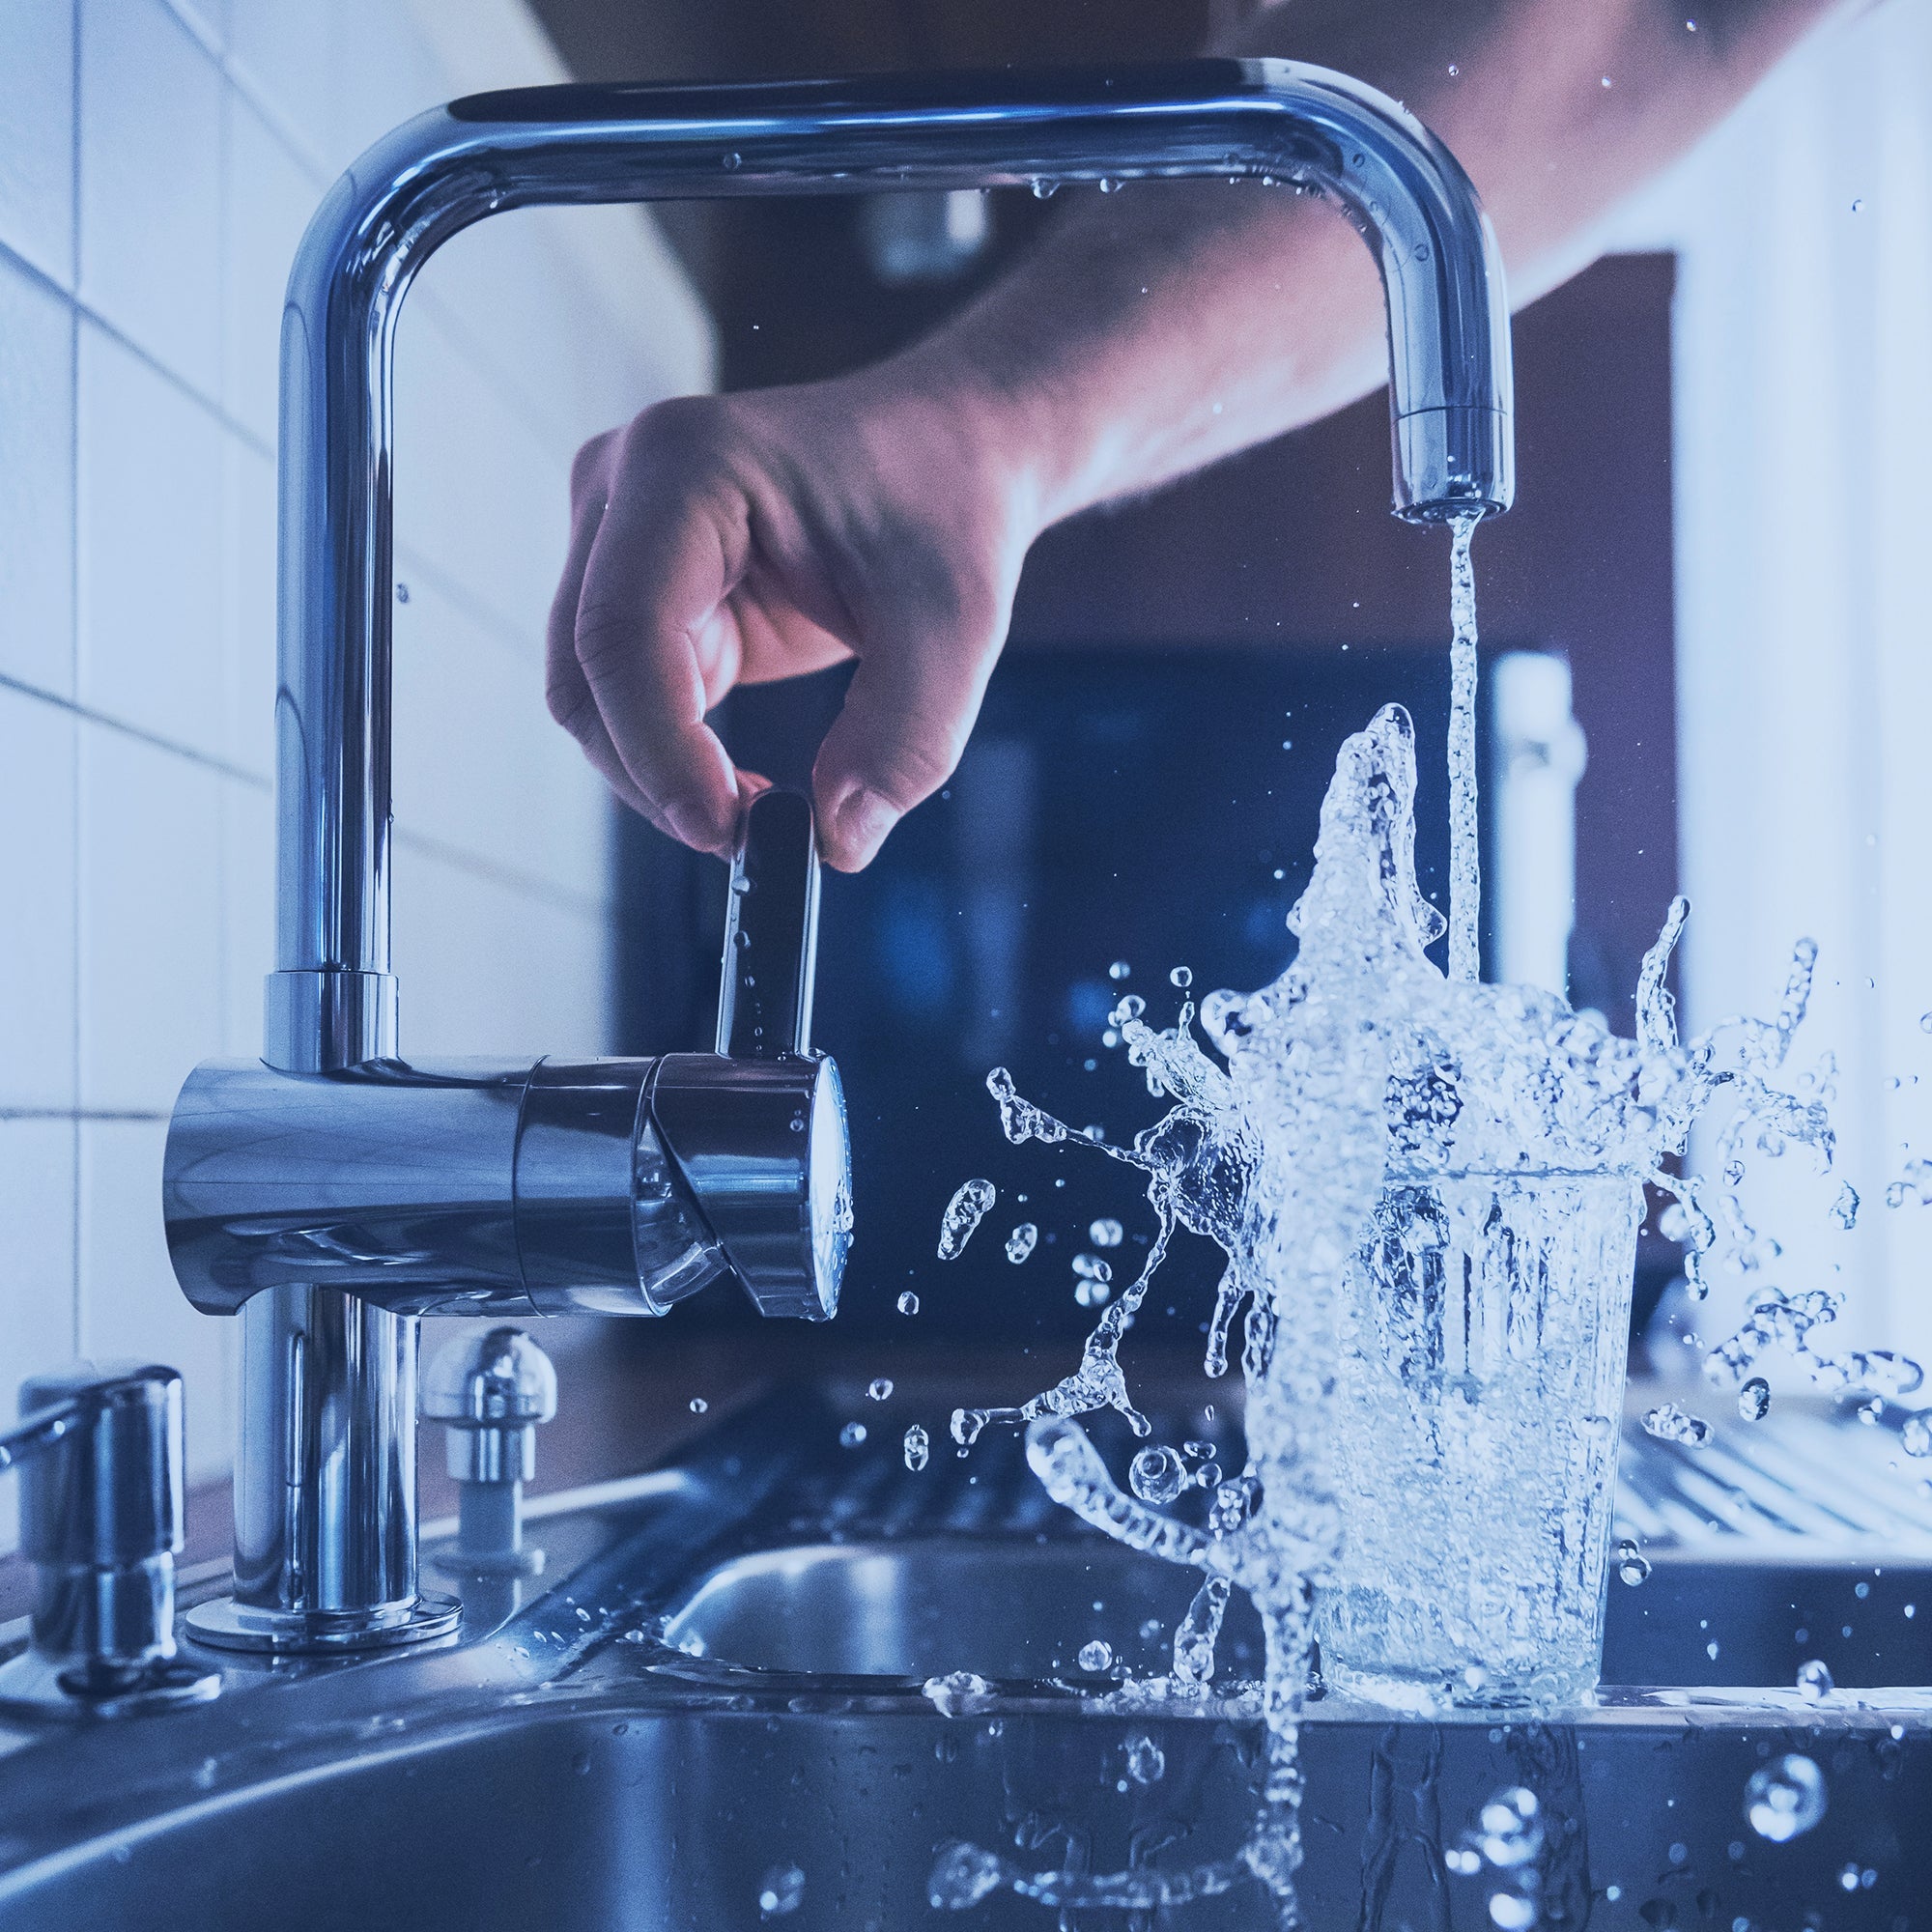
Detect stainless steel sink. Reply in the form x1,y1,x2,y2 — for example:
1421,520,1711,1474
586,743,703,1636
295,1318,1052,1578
663,1540,1270,1682
0,1389,1927,1931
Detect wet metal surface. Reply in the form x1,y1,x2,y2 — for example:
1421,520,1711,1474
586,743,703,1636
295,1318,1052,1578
0,1391,1925,1929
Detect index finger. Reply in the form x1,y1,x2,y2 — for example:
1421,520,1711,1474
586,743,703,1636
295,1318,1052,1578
571,436,751,858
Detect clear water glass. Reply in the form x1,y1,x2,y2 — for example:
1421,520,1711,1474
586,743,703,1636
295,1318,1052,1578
1319,1169,1641,1710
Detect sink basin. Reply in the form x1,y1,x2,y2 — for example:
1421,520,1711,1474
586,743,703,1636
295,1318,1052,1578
5,1677,1925,1930
0,1390,1927,1930
663,1539,1269,1681
664,1537,1932,1691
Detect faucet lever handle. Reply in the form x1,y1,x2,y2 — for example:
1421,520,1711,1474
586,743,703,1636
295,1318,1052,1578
716,787,821,1060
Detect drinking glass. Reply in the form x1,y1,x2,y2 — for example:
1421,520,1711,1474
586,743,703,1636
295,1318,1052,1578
1318,1168,1641,1709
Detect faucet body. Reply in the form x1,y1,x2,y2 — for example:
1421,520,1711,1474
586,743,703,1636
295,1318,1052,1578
163,60,1513,1653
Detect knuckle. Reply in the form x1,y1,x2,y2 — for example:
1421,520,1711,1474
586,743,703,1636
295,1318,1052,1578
572,599,636,676
868,722,961,810
544,669,595,738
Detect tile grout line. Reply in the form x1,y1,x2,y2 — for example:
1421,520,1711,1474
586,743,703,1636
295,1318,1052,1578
69,0,85,1362
0,668,270,791
1,1111,171,1124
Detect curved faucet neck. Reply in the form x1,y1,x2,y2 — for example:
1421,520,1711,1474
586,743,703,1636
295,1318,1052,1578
270,59,1511,1056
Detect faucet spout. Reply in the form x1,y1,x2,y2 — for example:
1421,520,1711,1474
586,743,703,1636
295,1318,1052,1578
276,59,1512,1031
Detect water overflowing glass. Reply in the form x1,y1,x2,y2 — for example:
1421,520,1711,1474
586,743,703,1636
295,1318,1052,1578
934,515,1863,1920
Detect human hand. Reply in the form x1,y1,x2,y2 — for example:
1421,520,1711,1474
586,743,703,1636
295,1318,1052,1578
546,363,1042,871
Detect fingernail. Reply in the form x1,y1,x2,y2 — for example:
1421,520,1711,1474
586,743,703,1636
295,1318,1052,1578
833,786,899,867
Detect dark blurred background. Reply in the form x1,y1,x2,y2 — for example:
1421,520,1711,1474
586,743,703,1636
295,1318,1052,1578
526,0,1684,1354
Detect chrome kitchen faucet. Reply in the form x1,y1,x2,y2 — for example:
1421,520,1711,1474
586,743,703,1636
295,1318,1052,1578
161,60,1513,1654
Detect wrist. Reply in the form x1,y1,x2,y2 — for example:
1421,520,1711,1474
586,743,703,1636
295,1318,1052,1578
848,325,1091,548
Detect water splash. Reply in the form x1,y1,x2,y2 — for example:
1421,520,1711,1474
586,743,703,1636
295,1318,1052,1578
935,526,1862,1922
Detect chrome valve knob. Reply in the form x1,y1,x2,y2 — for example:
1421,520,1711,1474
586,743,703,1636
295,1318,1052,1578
422,1327,555,1576
162,788,852,1325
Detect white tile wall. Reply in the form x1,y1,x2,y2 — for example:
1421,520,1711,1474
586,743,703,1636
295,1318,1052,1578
0,254,75,696
0,0,77,292
76,320,228,762
77,0,224,401
0,0,715,1553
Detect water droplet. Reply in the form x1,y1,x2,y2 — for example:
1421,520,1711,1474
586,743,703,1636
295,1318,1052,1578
838,1421,867,1449
1738,1378,1770,1421
1797,1658,1833,1702
1745,1753,1827,1840
1659,1202,1692,1241
867,1378,893,1402
1077,1639,1113,1672
1447,63,1460,76
938,1179,995,1259
927,1842,1005,1907
1851,197,1864,213
722,151,742,171
1005,1222,1037,1264
1108,960,1131,981
688,1397,708,1414
1921,1011,1932,1034
394,582,411,604
757,1863,805,1918
1615,1536,1651,1585
1858,1396,1883,1425
1194,1461,1222,1490
1030,177,1058,199
1488,1892,1537,1930
1169,966,1192,988
1831,1181,1860,1229
1601,73,1613,87
903,1424,929,1471
1073,1277,1111,1309
1089,1217,1124,1247
1685,15,1697,27
1643,1402,1713,1447
950,1407,986,1448
1072,1252,1112,1282
1723,1157,1745,1186
897,1290,921,1316
1124,1733,1165,1783
1476,1786,1543,1868
1097,177,1119,193
1902,1413,1932,1457
1129,1445,1187,1504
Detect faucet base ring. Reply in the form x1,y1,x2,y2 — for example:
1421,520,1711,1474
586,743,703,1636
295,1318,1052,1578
183,1591,460,1655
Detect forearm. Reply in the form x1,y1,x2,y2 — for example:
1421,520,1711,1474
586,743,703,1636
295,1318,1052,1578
884,0,1842,527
